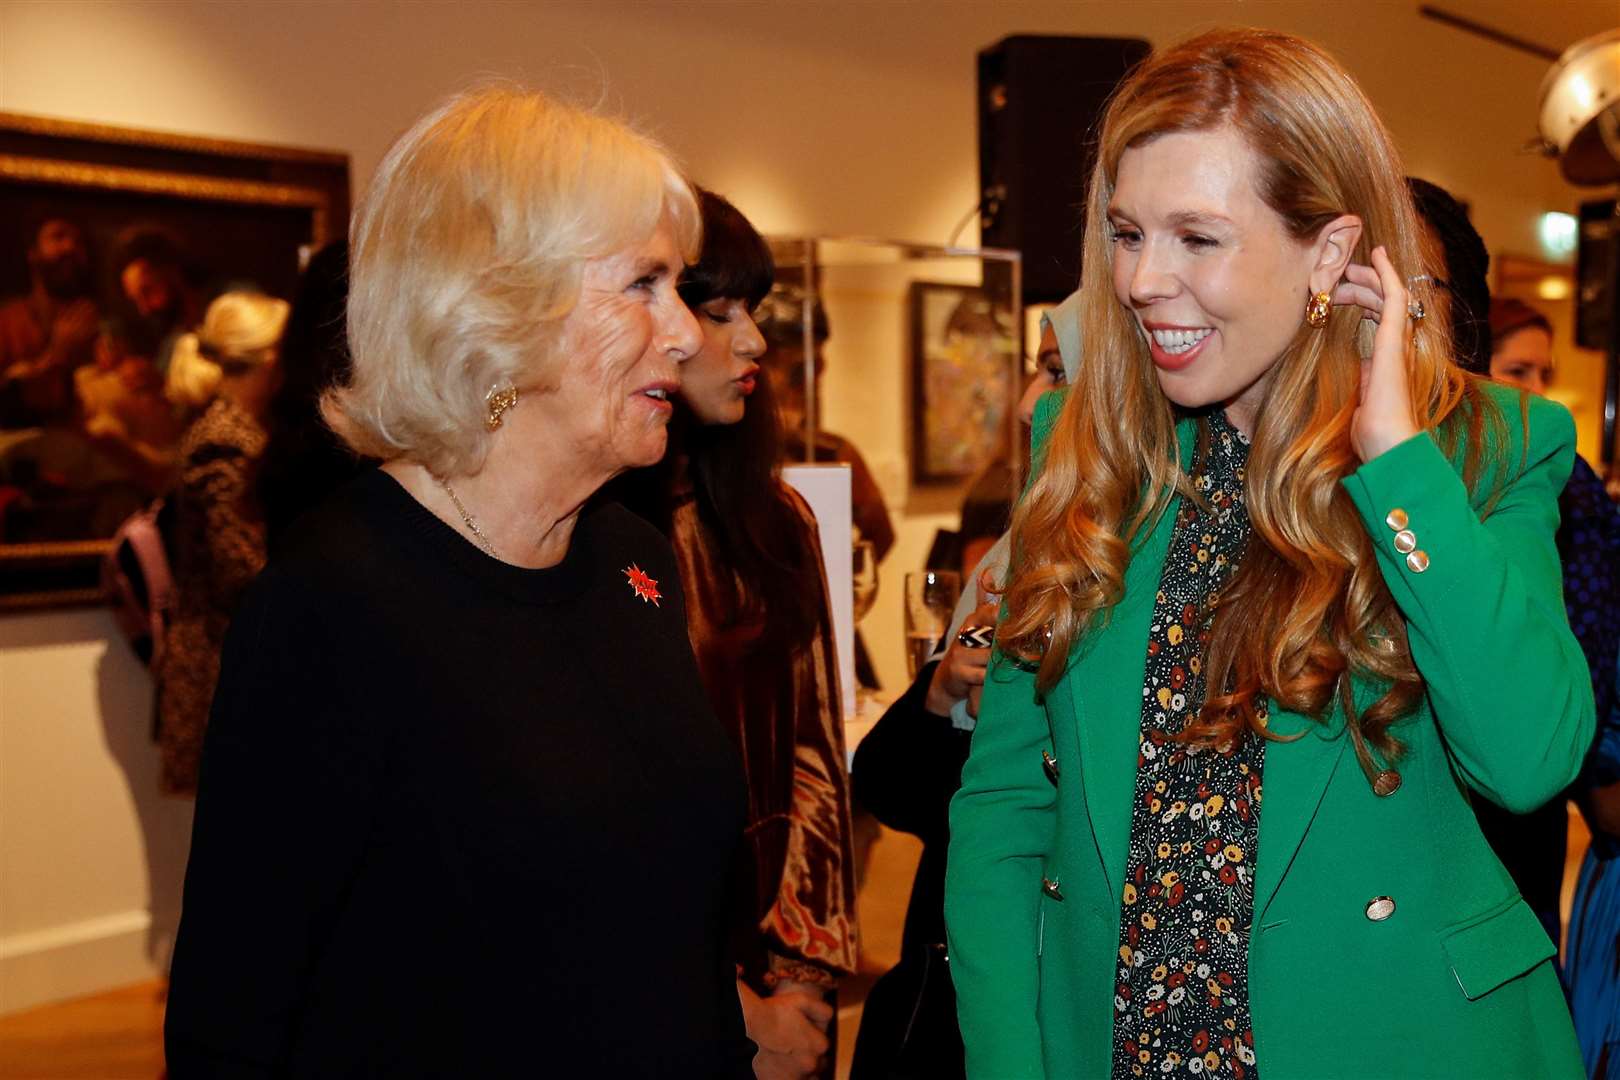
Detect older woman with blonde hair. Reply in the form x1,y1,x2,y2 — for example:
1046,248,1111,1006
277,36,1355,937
166,87,755,1077
155,290,288,795
946,29,1592,1079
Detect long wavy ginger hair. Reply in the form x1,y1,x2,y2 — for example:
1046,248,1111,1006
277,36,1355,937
997,29,1504,779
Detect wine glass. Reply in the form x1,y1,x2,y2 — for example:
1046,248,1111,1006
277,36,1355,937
903,570,961,678
852,540,878,623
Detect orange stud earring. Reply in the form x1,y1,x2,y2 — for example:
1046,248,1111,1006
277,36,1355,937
1305,291,1331,329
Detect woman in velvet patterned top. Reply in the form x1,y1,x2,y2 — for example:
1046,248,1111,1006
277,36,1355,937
616,189,856,1080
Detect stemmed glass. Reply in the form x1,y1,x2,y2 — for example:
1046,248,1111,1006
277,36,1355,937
852,540,878,624
903,570,961,679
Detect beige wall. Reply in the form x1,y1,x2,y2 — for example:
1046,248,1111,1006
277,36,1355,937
0,0,1614,1011
0,610,191,1013
2,1,1609,252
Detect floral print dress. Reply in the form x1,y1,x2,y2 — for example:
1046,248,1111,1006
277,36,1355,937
1112,412,1263,1079
157,396,268,795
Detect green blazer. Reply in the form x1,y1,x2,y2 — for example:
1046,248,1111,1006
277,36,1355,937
945,381,1593,1079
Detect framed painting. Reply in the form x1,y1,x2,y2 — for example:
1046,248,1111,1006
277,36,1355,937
0,113,348,609
908,280,1018,485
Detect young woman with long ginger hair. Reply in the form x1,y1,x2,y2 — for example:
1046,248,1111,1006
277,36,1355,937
945,29,1592,1079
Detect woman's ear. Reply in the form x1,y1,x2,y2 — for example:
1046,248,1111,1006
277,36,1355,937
1309,215,1363,294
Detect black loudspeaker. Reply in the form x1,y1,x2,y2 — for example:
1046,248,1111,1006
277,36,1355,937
1575,198,1619,467
978,35,1151,305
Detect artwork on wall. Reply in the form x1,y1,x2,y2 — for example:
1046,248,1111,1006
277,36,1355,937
0,113,349,609
908,280,1018,485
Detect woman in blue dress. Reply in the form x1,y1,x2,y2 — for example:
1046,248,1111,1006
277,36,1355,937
1567,652,1620,1079
1483,299,1620,1080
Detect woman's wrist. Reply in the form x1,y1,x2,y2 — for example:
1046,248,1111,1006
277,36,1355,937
765,956,837,991
1357,420,1420,463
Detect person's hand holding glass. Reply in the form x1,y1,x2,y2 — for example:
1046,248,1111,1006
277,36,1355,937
926,599,1000,718
903,570,960,679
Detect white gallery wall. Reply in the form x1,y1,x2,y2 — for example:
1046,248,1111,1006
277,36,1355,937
0,0,1613,1012
0,609,191,1012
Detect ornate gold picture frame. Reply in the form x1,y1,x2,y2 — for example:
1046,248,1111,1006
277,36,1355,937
0,113,348,609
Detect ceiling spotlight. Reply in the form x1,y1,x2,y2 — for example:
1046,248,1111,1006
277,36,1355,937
1539,28,1620,185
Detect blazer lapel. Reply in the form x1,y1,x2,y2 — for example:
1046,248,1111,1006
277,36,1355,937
1068,421,1196,902
1056,414,1353,923
1251,700,1348,923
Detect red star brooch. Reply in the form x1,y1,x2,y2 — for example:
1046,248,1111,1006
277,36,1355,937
623,563,662,607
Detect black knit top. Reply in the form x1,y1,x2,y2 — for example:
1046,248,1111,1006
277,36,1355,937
166,469,753,1078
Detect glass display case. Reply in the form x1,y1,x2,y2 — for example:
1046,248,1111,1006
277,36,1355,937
759,236,1024,693
762,235,1023,498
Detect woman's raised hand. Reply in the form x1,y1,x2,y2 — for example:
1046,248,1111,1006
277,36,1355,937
1332,246,1421,463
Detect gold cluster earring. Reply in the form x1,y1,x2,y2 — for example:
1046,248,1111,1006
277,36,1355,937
485,384,519,431
1304,291,1331,329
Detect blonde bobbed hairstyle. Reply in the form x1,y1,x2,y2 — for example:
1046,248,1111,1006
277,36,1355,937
167,290,290,409
323,84,700,475
998,28,1508,782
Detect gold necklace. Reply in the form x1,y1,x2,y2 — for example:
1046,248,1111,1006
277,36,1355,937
434,474,499,559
